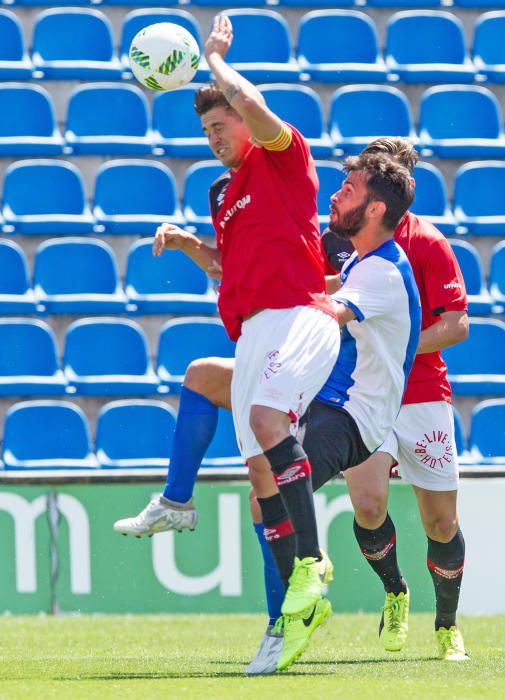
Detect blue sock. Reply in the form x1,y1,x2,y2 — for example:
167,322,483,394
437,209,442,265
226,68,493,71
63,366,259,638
253,522,285,626
163,386,218,503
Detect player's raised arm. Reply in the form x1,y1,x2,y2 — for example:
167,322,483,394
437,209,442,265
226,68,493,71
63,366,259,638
204,15,285,144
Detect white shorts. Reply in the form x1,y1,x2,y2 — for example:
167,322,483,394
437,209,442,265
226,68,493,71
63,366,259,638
380,401,459,491
231,306,341,460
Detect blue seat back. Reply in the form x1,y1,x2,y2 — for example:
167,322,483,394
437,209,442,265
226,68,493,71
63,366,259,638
0,240,30,294
158,319,235,377
259,85,325,139
452,407,466,456
32,9,115,61
0,85,56,137
443,319,505,374
205,409,240,460
183,161,226,217
34,238,119,295
65,319,150,375
420,86,501,140
386,11,467,64
315,161,345,215
490,241,505,296
152,86,204,139
97,400,176,460
121,9,202,59
3,160,87,215
67,85,149,137
3,401,92,460
0,10,26,61
473,12,505,64
330,86,413,138
454,162,505,217
410,162,448,217
0,320,59,376
449,241,485,296
298,11,380,63
94,160,178,216
470,400,505,459
223,10,292,62
126,241,211,295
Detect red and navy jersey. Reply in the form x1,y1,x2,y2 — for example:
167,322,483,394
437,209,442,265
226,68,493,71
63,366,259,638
209,126,336,341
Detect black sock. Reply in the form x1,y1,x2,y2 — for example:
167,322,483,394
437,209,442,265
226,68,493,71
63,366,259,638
427,528,465,630
353,514,407,595
257,493,295,590
265,436,320,560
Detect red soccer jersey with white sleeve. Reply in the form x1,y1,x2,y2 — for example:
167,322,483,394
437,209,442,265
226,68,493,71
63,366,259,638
394,212,467,404
211,125,337,341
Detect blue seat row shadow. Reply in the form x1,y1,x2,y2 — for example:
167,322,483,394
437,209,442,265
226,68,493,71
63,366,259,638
2,237,505,317
3,80,505,162
0,400,243,470
2,157,505,237
2,8,505,84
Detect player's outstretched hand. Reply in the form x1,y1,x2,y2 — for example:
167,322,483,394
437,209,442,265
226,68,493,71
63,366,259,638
204,14,233,61
207,260,223,281
153,224,202,256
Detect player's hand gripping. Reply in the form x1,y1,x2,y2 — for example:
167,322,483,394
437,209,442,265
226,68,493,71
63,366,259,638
153,224,202,257
204,14,233,62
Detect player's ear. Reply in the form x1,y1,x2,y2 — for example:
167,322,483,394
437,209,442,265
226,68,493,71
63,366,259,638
367,200,386,221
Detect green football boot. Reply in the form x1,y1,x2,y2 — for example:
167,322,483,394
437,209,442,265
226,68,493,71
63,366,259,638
277,597,332,671
379,588,410,652
282,551,333,616
436,626,469,661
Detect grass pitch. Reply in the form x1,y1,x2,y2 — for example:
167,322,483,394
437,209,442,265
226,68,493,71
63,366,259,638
0,613,504,700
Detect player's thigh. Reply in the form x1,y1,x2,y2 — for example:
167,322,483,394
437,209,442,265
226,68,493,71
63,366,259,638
412,485,459,541
184,356,234,410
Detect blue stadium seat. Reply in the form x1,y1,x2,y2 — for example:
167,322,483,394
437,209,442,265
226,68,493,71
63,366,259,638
410,162,457,235
216,9,299,82
120,9,210,81
0,84,63,156
183,160,226,234
65,84,152,156
281,0,353,6
473,12,505,83
0,319,66,395
0,10,32,80
442,318,505,395
330,85,416,156
151,85,212,158
157,318,235,393
64,318,159,396
0,240,37,314
449,240,493,315
34,238,127,315
96,400,176,469
31,9,122,80
455,0,505,9
297,11,388,83
385,11,476,83
452,407,469,462
489,240,505,313
125,239,217,315
418,86,505,159
468,400,505,464
2,159,94,235
93,159,183,235
2,401,98,470
453,161,505,236
202,409,244,468
315,161,345,230
368,0,441,6
258,84,333,157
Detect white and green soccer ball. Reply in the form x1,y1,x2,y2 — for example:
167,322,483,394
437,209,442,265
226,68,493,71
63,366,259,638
129,22,200,91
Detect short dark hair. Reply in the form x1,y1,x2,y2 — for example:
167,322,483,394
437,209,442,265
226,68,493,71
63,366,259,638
361,137,419,176
344,152,415,231
194,83,235,116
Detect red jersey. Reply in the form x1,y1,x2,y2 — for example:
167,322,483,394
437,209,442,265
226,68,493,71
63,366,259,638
394,212,467,404
211,125,336,341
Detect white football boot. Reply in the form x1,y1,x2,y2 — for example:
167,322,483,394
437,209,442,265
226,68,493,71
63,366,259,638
114,495,197,537
245,618,284,675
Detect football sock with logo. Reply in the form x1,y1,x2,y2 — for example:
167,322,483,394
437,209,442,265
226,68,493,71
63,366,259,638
353,514,407,596
163,386,218,503
264,436,321,561
427,528,465,630
257,493,295,591
253,521,285,624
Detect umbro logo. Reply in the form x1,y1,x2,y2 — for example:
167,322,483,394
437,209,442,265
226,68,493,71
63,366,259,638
276,464,308,486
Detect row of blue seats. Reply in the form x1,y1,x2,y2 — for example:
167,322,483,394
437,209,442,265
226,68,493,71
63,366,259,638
3,0,505,8
4,81,505,162
0,400,242,470
0,316,502,397
2,237,505,317
0,398,503,472
2,8,505,84
2,157,505,237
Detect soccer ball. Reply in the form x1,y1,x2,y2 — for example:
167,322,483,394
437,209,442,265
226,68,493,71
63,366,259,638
129,23,200,92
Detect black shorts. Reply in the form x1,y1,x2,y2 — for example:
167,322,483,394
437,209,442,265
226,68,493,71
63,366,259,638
300,399,372,491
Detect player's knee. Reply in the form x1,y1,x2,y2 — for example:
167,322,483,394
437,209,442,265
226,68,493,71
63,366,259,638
248,488,262,523
184,358,219,401
424,514,458,543
249,406,286,447
354,495,387,530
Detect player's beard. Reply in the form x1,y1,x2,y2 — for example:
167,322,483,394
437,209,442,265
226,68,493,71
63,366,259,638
329,199,370,240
